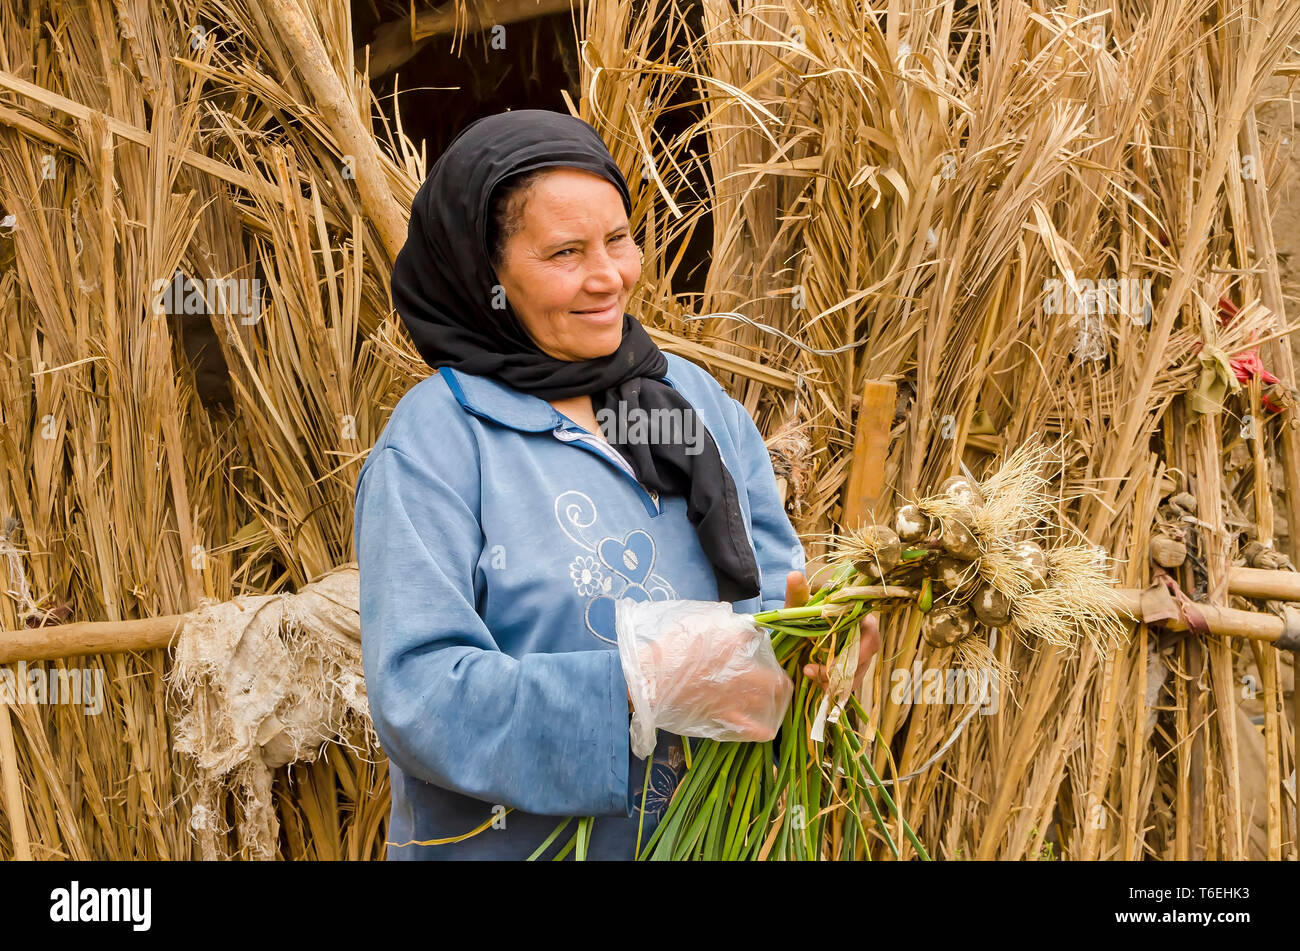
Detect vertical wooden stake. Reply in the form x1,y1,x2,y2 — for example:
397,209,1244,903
841,380,897,529
0,697,31,860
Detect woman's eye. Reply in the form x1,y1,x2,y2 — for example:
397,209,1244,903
554,236,627,258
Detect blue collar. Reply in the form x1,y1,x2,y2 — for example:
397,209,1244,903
439,366,683,432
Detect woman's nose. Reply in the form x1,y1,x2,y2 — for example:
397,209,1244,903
584,245,625,291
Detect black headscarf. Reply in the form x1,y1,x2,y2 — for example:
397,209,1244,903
390,109,761,603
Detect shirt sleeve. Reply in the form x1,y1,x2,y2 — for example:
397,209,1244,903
724,398,806,615
354,444,633,819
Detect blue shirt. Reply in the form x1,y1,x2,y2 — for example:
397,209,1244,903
353,351,804,859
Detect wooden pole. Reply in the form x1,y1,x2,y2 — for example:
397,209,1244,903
1227,566,1300,602
0,698,30,860
1111,590,1289,644
2,580,1299,666
841,380,897,528
262,0,409,265
0,614,184,666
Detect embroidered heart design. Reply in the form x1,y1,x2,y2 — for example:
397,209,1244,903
585,584,652,644
598,530,655,586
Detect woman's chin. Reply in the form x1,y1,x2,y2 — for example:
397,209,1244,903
567,324,625,359
576,341,623,360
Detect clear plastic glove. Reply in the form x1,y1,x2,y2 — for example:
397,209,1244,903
615,598,794,758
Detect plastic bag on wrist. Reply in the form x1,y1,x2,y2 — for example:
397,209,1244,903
615,598,794,759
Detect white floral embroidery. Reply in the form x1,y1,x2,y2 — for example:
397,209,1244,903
568,556,605,596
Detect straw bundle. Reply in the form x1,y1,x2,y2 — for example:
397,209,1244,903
0,0,412,860
0,0,1296,861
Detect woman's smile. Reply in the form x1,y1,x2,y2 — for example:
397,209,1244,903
570,300,623,325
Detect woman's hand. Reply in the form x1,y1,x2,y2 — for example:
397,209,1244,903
618,599,793,753
638,616,792,739
784,570,880,693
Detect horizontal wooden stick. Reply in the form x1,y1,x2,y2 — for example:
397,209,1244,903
3,574,1297,666
1226,566,1300,602
1112,590,1288,644
0,614,185,666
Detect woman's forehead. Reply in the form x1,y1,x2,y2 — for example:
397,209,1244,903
519,174,628,232
527,166,624,203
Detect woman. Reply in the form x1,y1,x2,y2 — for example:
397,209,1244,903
354,109,879,860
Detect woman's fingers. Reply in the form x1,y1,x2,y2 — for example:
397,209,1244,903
803,614,883,692
855,613,882,689
784,570,809,609
802,661,867,693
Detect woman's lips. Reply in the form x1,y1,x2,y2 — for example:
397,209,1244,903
571,302,622,324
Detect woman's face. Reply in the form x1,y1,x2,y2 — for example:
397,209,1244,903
493,167,641,362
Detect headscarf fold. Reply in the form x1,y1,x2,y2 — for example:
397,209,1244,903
391,109,761,603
